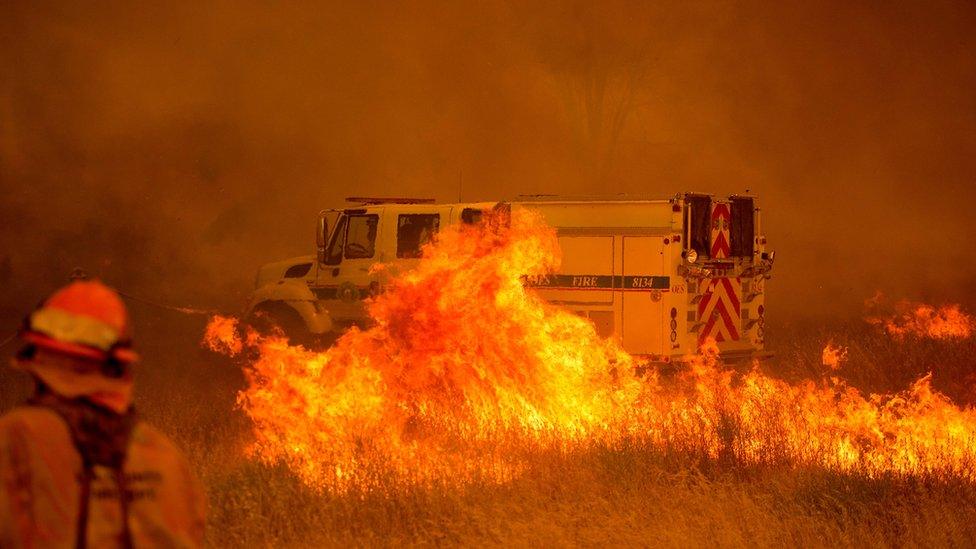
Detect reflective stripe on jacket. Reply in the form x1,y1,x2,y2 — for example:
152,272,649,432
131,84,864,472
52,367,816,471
0,407,205,548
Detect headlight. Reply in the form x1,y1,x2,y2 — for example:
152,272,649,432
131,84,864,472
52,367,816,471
686,249,698,264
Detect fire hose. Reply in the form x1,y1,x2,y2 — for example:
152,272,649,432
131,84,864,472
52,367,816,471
114,290,220,317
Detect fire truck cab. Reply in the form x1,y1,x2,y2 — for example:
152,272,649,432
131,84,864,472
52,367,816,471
246,194,774,362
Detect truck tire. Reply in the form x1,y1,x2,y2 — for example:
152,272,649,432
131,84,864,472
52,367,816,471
245,302,312,347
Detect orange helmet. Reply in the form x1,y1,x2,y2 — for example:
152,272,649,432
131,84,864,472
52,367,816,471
20,280,138,364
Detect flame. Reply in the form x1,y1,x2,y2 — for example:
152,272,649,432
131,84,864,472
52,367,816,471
821,342,847,371
206,210,976,492
204,314,243,356
866,295,975,340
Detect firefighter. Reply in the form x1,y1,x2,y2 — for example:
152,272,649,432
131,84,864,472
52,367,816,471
0,280,205,547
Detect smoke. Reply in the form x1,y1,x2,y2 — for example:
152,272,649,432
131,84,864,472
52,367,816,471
1,0,974,322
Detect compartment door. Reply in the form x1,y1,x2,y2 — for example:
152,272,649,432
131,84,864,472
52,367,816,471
621,236,665,355
539,236,615,305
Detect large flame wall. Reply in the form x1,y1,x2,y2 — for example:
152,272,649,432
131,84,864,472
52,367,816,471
205,211,976,492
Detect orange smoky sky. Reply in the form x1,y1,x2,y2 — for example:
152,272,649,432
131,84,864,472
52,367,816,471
0,0,974,321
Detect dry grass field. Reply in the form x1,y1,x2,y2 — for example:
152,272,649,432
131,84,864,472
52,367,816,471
3,310,975,547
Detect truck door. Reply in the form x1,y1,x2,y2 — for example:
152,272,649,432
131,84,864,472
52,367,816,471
316,210,383,323
525,235,616,338
621,236,666,355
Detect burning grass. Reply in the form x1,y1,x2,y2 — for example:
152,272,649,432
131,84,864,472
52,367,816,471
192,318,976,546
196,442,976,547
2,309,976,545
866,293,976,340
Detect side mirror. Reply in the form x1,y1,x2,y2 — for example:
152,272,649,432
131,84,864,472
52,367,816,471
316,216,329,264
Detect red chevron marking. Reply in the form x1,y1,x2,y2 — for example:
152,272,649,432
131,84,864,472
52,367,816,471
711,202,731,222
718,277,741,311
697,277,741,344
711,232,731,259
710,203,731,259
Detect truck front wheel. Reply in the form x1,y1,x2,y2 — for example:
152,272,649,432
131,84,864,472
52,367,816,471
244,302,313,347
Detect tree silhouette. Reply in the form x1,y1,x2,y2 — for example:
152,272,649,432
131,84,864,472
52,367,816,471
513,1,658,185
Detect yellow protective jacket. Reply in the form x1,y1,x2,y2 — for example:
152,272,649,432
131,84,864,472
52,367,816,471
0,406,205,548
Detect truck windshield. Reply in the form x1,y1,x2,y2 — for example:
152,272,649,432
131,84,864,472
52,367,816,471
324,215,348,265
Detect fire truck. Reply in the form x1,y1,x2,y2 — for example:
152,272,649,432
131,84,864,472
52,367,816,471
246,194,774,363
